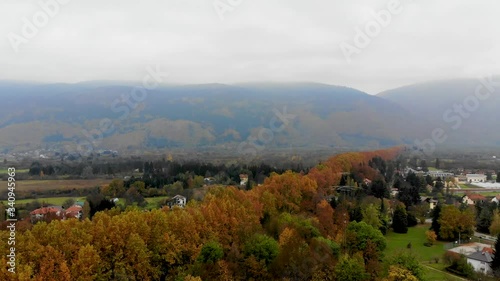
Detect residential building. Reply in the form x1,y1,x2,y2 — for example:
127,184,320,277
462,192,486,205
239,174,249,186
30,206,63,223
421,197,438,210
65,204,83,219
466,248,494,274
166,195,186,209
466,174,487,183
427,171,454,179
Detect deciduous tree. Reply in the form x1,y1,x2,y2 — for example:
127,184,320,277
334,254,368,281
489,211,500,236
346,221,386,254
438,205,475,241
425,230,437,245
362,203,381,230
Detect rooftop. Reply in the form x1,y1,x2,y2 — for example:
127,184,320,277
467,250,494,263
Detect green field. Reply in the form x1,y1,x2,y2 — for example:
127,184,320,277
144,196,169,209
477,192,500,196
385,225,465,281
1,197,86,206
457,184,478,189
0,168,29,174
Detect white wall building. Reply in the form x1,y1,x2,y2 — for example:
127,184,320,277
166,195,186,209
466,174,487,183
427,171,454,179
466,250,494,274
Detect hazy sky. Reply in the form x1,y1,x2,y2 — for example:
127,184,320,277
1,0,499,94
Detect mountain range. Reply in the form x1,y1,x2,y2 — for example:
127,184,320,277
0,77,498,156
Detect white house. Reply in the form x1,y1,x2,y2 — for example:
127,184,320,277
492,195,500,205
421,197,438,210
166,195,186,209
239,174,249,186
466,248,494,274
466,174,487,183
427,171,454,179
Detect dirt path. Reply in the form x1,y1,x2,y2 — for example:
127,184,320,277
421,264,469,281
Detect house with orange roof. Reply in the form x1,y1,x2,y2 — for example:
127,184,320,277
462,192,486,205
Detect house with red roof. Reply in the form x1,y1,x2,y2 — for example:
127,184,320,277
64,204,83,219
30,204,83,223
462,192,486,205
30,206,63,223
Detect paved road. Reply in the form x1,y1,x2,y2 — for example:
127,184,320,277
474,231,497,242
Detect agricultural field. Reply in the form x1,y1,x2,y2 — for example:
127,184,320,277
385,225,466,281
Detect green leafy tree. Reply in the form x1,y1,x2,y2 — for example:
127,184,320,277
104,179,126,197
197,241,224,264
124,186,146,207
62,198,76,209
362,204,382,230
388,251,425,281
490,211,500,236
438,205,475,241
334,254,368,281
82,200,90,219
0,202,5,222
243,234,279,266
392,204,408,234
346,221,386,253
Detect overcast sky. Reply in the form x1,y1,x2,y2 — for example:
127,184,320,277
1,0,498,94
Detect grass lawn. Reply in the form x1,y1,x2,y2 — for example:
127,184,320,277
144,196,169,209
457,184,478,189
385,225,465,281
1,196,86,206
0,168,29,174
